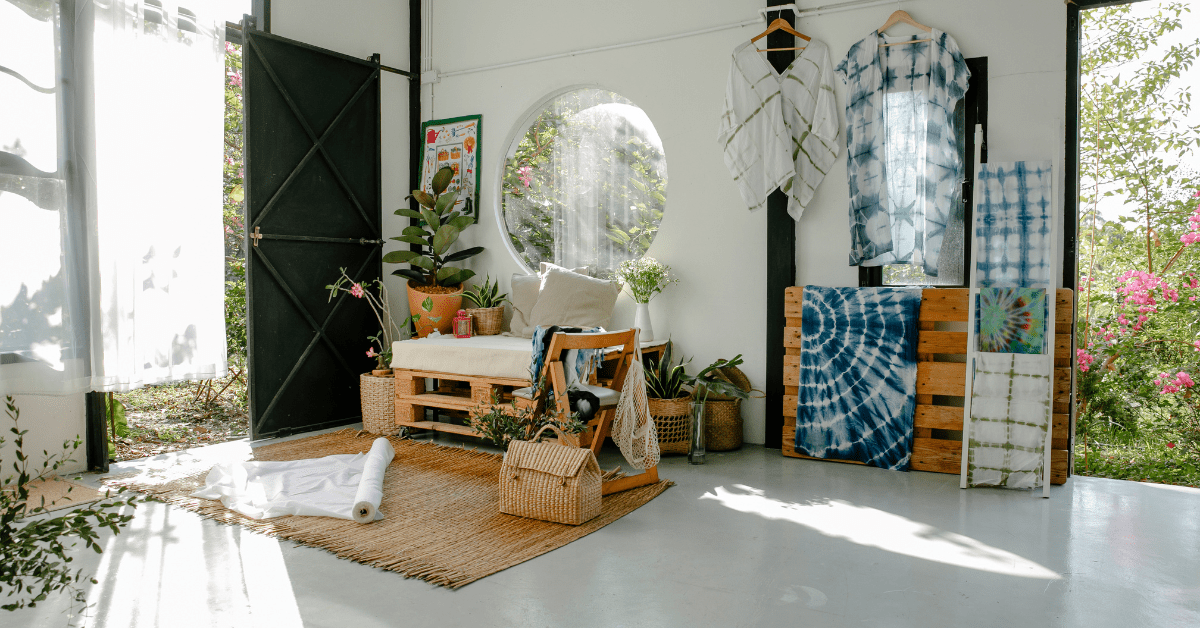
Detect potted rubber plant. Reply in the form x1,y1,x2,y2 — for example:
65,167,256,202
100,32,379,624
462,274,510,336
384,166,484,337
643,342,693,454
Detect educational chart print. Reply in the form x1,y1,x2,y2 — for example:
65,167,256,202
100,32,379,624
419,115,481,219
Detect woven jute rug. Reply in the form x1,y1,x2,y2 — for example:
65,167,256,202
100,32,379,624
107,429,671,588
7,477,105,515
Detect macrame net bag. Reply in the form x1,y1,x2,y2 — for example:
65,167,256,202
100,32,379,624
612,358,660,471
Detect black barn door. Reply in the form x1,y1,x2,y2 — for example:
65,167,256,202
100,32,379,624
243,29,382,439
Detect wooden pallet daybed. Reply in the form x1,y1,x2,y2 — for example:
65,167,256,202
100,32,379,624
781,287,1074,484
393,337,667,442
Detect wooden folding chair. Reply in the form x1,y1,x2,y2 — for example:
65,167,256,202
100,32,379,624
514,329,661,495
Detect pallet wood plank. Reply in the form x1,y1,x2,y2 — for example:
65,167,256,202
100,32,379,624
919,330,968,354
784,326,803,349
916,405,964,430
911,438,962,474
919,290,970,321
917,362,966,396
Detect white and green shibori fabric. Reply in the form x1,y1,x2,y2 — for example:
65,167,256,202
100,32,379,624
966,352,1053,488
836,29,970,275
718,37,840,219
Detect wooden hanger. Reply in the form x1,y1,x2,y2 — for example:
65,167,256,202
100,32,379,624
752,17,811,52
877,10,932,47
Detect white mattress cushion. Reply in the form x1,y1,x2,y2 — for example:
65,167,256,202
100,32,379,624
391,334,532,381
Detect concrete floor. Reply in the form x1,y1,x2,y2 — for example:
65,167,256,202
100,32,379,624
7,429,1199,628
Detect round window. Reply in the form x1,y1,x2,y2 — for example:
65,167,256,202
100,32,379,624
499,88,667,278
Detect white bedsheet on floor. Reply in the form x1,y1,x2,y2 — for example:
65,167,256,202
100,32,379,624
190,438,395,523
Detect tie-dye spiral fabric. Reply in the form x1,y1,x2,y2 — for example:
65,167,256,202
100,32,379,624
977,287,1047,354
795,286,922,470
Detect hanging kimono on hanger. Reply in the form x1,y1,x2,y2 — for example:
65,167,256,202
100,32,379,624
836,28,970,275
718,38,840,219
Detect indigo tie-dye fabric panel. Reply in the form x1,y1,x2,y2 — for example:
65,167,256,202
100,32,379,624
977,287,1047,354
974,161,1054,287
529,326,602,385
796,286,922,470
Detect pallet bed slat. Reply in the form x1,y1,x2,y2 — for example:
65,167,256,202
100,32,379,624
781,287,1073,485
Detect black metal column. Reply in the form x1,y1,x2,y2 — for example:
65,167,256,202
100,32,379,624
409,0,421,197
85,392,108,472
764,3,798,450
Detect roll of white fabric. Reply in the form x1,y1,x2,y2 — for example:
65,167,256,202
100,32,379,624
190,437,396,523
352,437,395,523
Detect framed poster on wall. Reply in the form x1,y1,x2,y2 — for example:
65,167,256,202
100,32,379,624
419,114,481,220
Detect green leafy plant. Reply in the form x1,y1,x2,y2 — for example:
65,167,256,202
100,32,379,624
468,381,585,449
644,342,692,400
1,396,138,618
693,355,751,406
384,166,484,288
462,274,511,309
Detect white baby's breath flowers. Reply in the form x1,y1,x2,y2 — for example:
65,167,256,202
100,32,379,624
615,257,678,304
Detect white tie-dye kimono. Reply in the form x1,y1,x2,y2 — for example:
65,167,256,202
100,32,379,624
719,38,840,218
836,29,970,275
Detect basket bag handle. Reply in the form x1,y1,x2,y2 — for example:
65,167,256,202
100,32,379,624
531,424,580,449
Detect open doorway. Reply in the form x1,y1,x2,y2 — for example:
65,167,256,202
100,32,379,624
110,7,251,461
1073,1,1200,486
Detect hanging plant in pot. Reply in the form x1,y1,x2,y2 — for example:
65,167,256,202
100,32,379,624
384,166,484,337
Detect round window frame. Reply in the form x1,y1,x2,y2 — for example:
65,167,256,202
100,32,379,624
492,84,666,276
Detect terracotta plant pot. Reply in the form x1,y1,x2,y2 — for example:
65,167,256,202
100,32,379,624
407,284,464,337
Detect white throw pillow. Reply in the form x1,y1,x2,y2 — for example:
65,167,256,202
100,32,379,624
509,264,590,338
528,266,619,331
508,273,541,337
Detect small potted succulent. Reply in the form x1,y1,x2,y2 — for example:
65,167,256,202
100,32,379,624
384,166,483,337
462,274,510,336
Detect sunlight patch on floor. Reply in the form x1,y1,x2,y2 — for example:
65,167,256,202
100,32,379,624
700,484,1060,580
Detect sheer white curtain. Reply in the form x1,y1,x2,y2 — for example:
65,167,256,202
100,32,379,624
82,0,227,391
0,0,91,395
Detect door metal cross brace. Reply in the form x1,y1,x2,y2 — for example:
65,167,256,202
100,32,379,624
250,248,377,432
246,37,381,236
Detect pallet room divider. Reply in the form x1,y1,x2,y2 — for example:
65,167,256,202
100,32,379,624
780,287,1072,484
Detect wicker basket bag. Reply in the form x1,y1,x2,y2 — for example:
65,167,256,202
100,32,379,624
648,395,692,455
467,306,504,336
499,425,601,525
704,366,752,451
360,373,396,434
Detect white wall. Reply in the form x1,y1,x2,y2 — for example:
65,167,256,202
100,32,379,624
0,393,87,475
424,0,1067,446
272,0,412,320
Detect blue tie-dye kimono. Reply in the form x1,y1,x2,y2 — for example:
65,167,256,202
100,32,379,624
836,29,970,276
795,286,922,470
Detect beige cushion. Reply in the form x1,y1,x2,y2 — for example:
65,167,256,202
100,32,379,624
509,274,541,337
509,264,590,338
528,266,619,331
512,386,620,407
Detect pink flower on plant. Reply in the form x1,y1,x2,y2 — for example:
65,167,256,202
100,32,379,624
228,70,242,88
517,166,533,188
350,283,365,298
1077,349,1095,373
1167,442,1176,449
366,348,377,358
1193,340,1200,352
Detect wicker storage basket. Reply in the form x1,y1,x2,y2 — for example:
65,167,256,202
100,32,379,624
703,365,750,451
467,306,504,336
360,373,396,434
648,395,692,455
499,425,601,525
704,398,743,451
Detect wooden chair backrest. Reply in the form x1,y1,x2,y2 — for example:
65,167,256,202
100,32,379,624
539,328,640,419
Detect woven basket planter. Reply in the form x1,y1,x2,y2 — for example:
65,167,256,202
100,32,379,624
648,395,692,455
467,306,504,336
360,373,396,434
704,398,743,451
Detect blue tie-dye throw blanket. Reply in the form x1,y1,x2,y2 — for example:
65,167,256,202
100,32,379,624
795,286,922,471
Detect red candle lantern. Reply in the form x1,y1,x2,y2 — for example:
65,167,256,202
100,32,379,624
453,309,473,338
